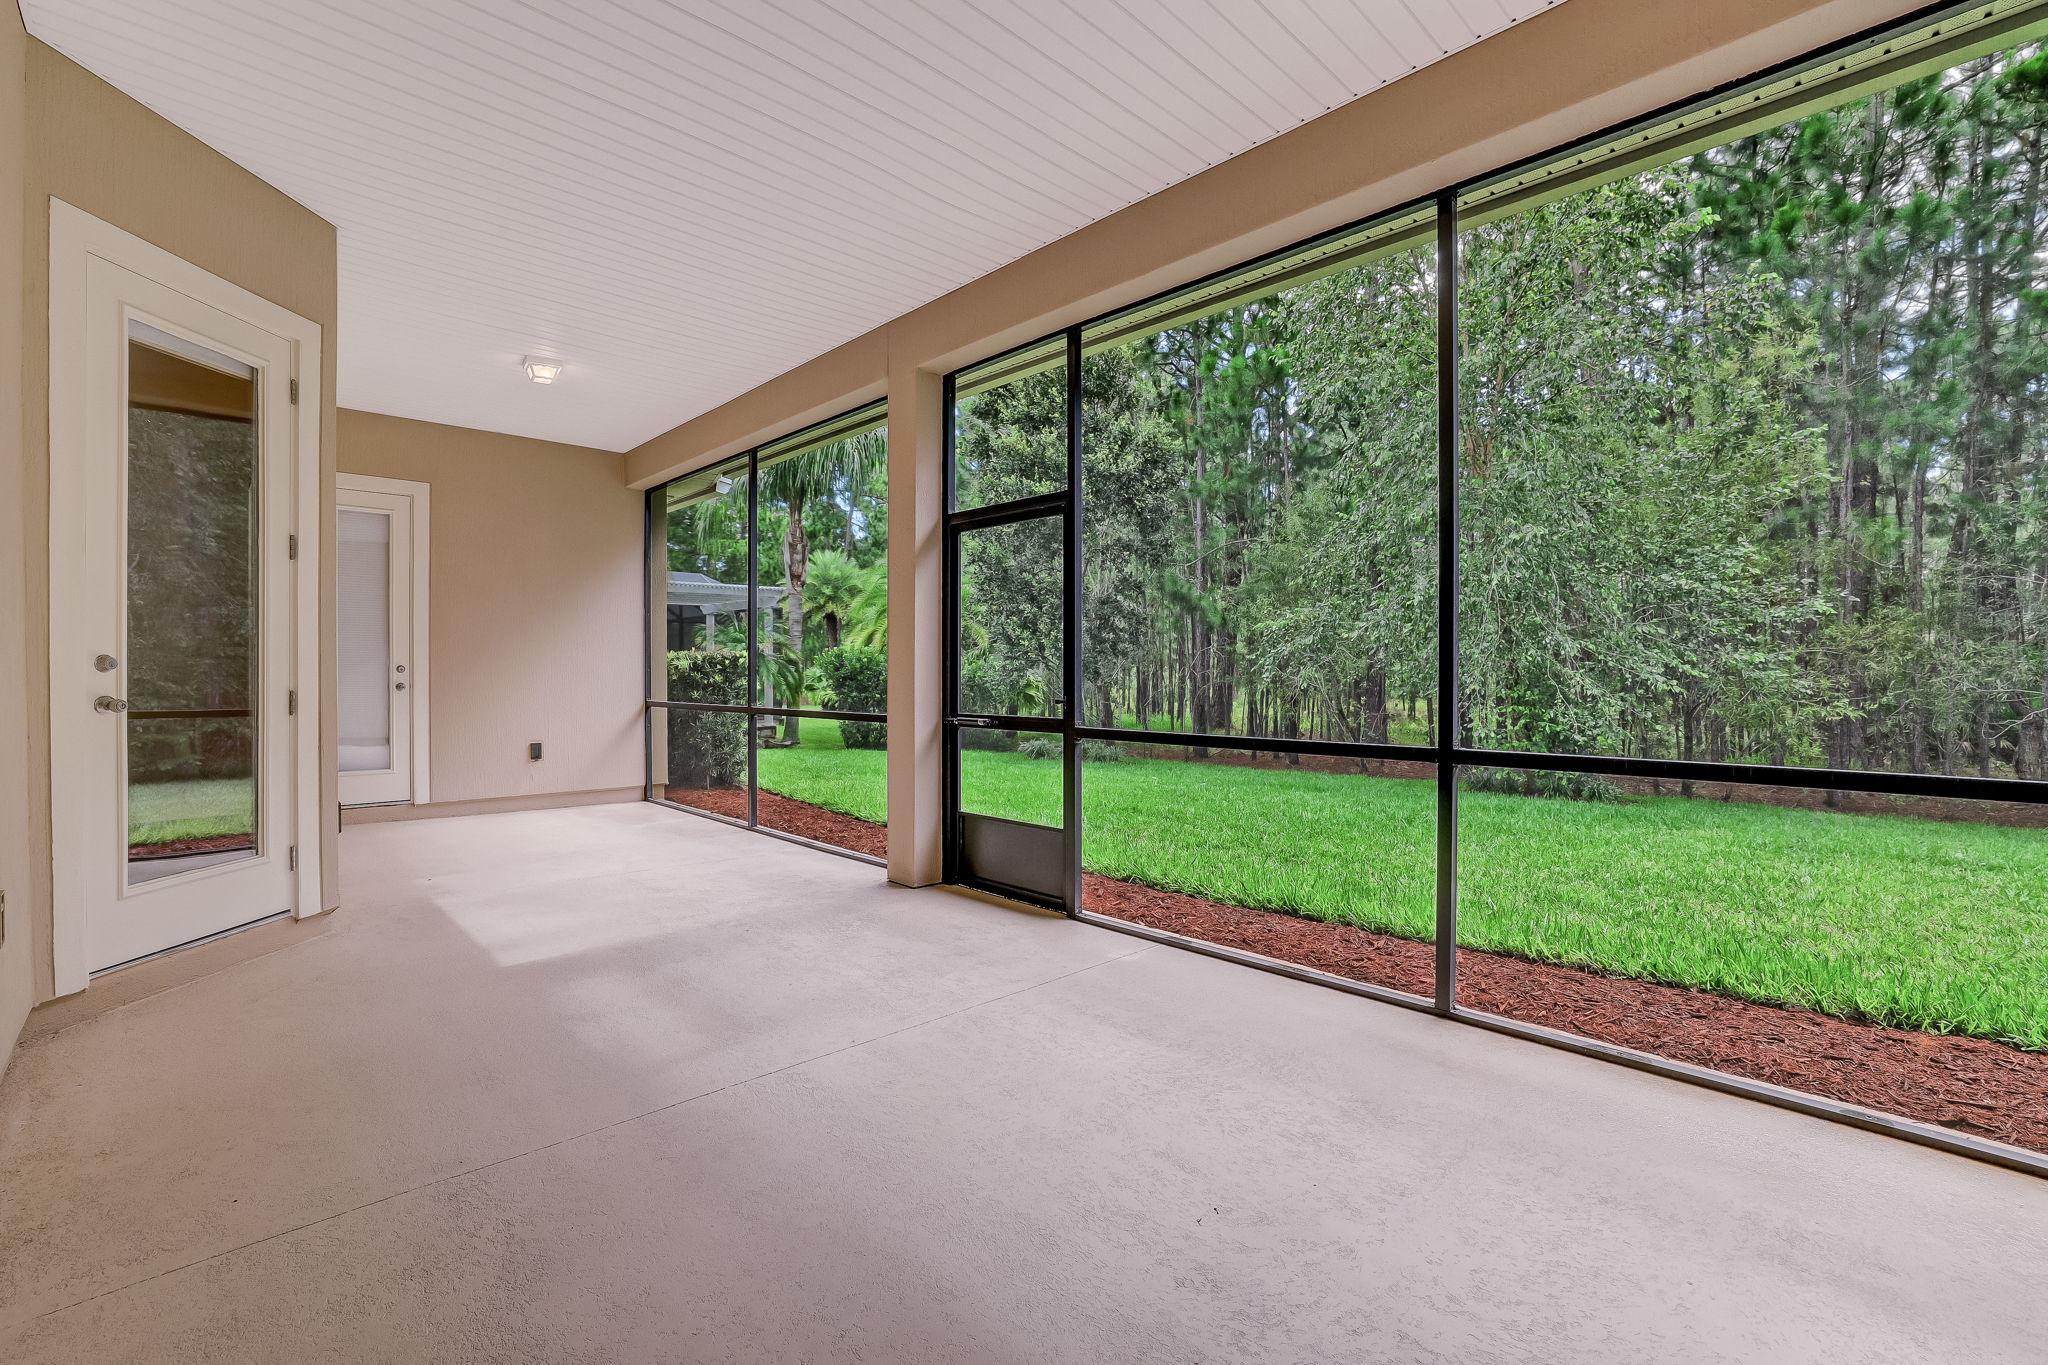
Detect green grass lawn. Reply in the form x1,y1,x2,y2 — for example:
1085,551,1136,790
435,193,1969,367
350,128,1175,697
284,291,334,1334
756,720,890,821
128,778,254,847
760,731,2048,1049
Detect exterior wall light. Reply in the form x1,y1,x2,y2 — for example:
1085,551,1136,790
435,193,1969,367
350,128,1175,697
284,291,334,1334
522,356,563,384
714,476,734,494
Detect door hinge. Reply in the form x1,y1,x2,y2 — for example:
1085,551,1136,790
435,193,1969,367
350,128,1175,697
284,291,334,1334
288,533,298,560
289,845,297,871
288,689,297,716
289,378,299,405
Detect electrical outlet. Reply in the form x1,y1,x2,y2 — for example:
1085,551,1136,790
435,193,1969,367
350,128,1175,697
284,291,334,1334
529,742,543,761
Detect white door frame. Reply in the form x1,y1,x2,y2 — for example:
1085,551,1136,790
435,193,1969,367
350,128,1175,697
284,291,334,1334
336,473,431,806
47,199,326,997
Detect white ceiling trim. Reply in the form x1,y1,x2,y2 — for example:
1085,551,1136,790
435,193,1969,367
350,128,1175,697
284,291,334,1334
23,0,1562,451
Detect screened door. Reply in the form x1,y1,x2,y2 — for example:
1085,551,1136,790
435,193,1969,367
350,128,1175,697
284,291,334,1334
944,343,1077,910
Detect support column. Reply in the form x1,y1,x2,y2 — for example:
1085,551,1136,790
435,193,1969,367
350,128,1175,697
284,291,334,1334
885,364,944,886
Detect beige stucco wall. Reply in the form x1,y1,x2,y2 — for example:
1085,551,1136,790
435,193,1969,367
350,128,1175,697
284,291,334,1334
0,3,33,1049
337,409,643,807
9,33,339,1021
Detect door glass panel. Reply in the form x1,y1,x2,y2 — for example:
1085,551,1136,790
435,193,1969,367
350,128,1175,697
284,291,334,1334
337,509,392,773
956,517,1063,718
125,329,259,884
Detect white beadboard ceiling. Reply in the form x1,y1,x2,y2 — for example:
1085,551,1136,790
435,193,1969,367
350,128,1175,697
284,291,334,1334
23,0,1560,452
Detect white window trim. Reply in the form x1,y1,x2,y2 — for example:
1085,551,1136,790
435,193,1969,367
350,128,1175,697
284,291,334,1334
336,472,432,805
47,198,327,997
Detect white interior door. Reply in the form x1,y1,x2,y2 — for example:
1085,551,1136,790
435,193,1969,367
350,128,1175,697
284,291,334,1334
53,257,299,973
336,477,427,806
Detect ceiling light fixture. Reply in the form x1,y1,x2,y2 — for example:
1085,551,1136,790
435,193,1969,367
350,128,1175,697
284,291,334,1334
522,356,563,384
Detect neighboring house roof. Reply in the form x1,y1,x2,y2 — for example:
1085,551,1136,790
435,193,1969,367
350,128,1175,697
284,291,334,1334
668,572,784,615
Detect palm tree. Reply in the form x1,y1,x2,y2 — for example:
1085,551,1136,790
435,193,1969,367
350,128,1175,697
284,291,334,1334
756,429,885,740
803,550,890,651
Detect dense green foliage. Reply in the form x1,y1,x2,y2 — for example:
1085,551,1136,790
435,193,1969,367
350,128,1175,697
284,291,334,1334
957,45,2048,780
665,649,746,789
665,431,888,741
761,736,2048,1048
815,645,887,749
127,405,257,785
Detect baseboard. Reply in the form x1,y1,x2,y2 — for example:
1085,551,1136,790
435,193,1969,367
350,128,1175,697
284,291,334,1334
341,787,642,824
20,910,338,1044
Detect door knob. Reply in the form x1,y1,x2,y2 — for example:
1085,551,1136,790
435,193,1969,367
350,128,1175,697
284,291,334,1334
94,696,128,714
395,682,407,691
94,654,119,672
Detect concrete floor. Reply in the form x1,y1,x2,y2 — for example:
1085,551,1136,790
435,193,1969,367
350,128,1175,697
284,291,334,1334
2,805,2045,1363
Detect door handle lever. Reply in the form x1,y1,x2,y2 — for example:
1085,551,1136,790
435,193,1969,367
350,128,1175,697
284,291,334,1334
94,695,129,714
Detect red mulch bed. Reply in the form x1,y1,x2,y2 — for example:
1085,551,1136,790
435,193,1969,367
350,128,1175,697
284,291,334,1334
661,785,886,859
129,833,255,860
1084,876,2048,1155
659,785,2046,1154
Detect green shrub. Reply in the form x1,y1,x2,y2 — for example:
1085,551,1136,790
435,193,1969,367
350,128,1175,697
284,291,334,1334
1017,738,1125,762
667,648,745,703
816,645,888,750
127,717,254,784
665,650,746,790
956,658,1030,750
1462,765,1623,802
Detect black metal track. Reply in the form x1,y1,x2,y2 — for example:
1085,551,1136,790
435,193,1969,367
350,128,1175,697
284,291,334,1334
948,490,1068,531
1062,325,1085,916
1070,725,1427,762
942,370,963,888
641,488,656,803
1432,191,1460,1015
1449,746,2048,804
745,450,760,829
